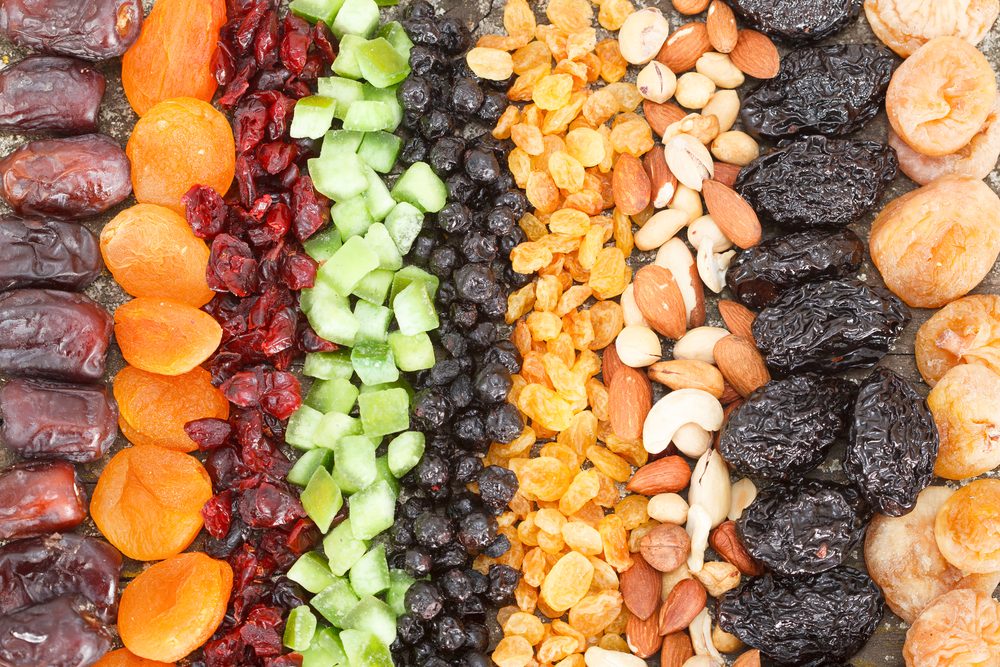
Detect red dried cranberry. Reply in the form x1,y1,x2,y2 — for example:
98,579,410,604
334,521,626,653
185,417,233,450
266,654,303,667
203,490,235,539
291,175,328,241
238,483,305,528
257,142,297,175
298,324,336,353
234,96,269,153
312,23,337,64
280,251,316,290
240,606,284,657
209,234,260,297
184,186,229,239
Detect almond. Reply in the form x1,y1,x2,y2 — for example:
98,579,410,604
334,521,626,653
720,381,743,405
613,154,652,216
644,99,688,137
627,456,692,495
633,265,688,340
626,607,663,658
718,300,755,342
712,161,742,187
706,0,738,53
702,179,761,249
640,523,691,573
672,0,710,15
657,578,707,635
656,22,712,74
730,29,780,79
609,365,653,441
602,342,626,384
734,649,763,667
648,359,725,398
714,334,770,397
643,145,677,209
710,520,766,576
621,553,662,620
661,632,696,667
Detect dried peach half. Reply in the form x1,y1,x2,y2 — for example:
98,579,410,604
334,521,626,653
94,649,174,667
865,0,1000,57
916,295,1000,387
936,478,1000,574
928,364,1000,480
886,36,998,157
114,297,223,376
869,176,1000,309
903,589,1000,666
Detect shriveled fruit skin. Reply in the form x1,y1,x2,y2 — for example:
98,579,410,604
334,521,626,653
114,297,223,377
735,136,898,231
0,461,86,540
886,36,998,157
741,44,897,139
730,0,862,43
717,566,884,665
0,55,105,134
928,364,1000,480
936,479,1000,574
916,295,1000,387
866,0,1000,57
0,596,113,667
903,589,1000,666
0,0,142,60
866,486,1000,624
870,176,1000,309
0,217,102,291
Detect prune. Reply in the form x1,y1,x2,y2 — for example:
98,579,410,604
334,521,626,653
903,589,1000,665
0,461,86,540
0,289,112,382
0,217,102,291
845,367,938,517
0,134,132,219
0,55,104,134
739,479,870,575
734,137,898,232
719,374,855,481
0,0,143,61
0,596,112,667
729,0,862,43
0,534,121,622
741,44,897,138
718,566,884,665
752,279,910,376
0,379,118,463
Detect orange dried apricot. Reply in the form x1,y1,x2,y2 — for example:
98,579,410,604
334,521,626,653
865,0,999,57
94,649,174,667
114,365,229,452
91,445,212,561
928,364,1000,480
119,552,233,662
127,98,236,213
114,297,223,376
100,204,214,307
903,589,1000,666
122,0,227,116
916,295,1000,387
935,478,1000,573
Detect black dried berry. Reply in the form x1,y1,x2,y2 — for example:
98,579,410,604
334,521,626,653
729,0,862,43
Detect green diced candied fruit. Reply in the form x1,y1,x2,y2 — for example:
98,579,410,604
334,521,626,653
289,0,345,24
348,545,390,597
291,96,337,140
378,22,413,58
313,412,363,450
386,431,425,478
385,569,414,616
332,435,378,494
304,350,354,380
319,128,364,158
309,152,367,201
363,168,395,222
356,38,410,89
388,331,435,372
364,223,403,271
288,551,338,594
352,269,393,305
330,0,379,38
288,447,333,486
393,281,439,335
340,629,393,667
332,35,366,79
301,627,348,667
374,456,400,496
283,605,318,651
317,79,365,121
311,577,360,628
303,225,343,262
362,84,403,132
286,405,324,450
351,341,399,386
383,203,423,255
357,132,403,174
302,292,358,348
306,378,359,414
390,265,439,302
301,467,343,533
390,162,447,213
354,300,392,343
348,480,396,539
331,195,374,240
323,519,369,576
343,595,396,648
358,387,409,437
342,101,397,132
323,236,380,296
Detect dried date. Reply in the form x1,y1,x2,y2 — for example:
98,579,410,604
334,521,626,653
845,367,938,517
0,289,113,382
0,461,86,540
0,134,132,219
725,227,866,309
741,44,897,138
729,0,862,43
719,374,856,481
0,56,105,134
735,136,898,231
0,0,142,61
738,479,871,575
0,218,102,291
0,596,112,667
718,566,884,665
752,279,910,376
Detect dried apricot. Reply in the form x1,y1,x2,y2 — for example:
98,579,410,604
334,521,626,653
903,589,1000,666
100,204,214,307
114,298,223,376
916,295,1000,387
119,552,232,662
865,0,999,57
936,479,1000,573
94,649,174,667
114,365,229,452
122,0,227,116
928,364,1000,480
126,98,236,213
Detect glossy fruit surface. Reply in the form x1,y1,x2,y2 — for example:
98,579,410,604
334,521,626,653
916,294,1000,387
0,217,102,291
114,297,223,376
0,596,112,667
0,55,105,134
0,461,86,540
0,0,143,60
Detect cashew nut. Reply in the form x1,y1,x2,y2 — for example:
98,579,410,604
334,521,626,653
685,503,712,572
673,326,730,365
690,607,724,661
688,448,731,527
687,215,733,252
673,422,713,458
637,60,677,104
618,8,671,65
643,388,724,454
655,238,703,327
648,493,690,525
728,478,758,521
621,284,648,327
585,646,649,667
616,325,662,368
697,243,736,294
634,209,688,251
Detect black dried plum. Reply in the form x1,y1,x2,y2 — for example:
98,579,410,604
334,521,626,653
726,227,865,309
719,374,855,482
718,566,884,665
739,479,870,575
752,279,910,376
741,44,896,138
729,0,862,43
735,136,898,231
845,367,938,517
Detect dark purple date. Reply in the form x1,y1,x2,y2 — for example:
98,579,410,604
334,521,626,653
0,217,102,291
0,134,131,219
0,596,111,667
0,379,118,463
0,55,105,134
0,534,121,622
0,0,142,61
0,289,112,382
0,461,86,540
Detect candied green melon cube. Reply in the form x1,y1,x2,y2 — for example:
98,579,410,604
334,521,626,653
374,456,400,496
383,202,424,255
386,431,425,478
323,519,369,576
362,84,402,131
386,569,414,616
351,269,393,305
291,96,337,140
287,447,333,486
303,226,343,262
301,627,348,667
312,577,359,627
309,152,367,201
354,300,391,343
347,481,396,540
323,236,380,296
288,551,337,594
333,435,378,494
332,34,366,79
330,0,379,38
331,195,374,240
356,38,410,89
358,387,409,438
289,0,345,24
342,101,396,132
351,341,399,386
301,467,343,533
363,223,403,271
390,265,439,302
313,412,363,449
283,605,318,651
357,131,402,174
340,629,393,667
388,331,435,372
343,595,396,648
390,162,447,213
317,79,365,120
286,405,324,450
363,168,395,222
306,378,359,414
302,285,358,348
304,350,354,380
348,545,390,597
378,21,412,58
393,281,439,335
319,128,364,158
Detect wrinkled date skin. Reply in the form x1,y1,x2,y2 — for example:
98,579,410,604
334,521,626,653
0,379,118,463
0,0,142,61
719,374,856,481
752,279,910,376
0,289,112,382
735,136,898,230
0,218,102,291
741,44,897,138
0,56,105,134
730,0,862,43
738,480,871,575
0,596,112,667
846,367,938,517
0,134,132,219
0,534,121,622
0,461,86,540
718,566,884,665
725,228,866,309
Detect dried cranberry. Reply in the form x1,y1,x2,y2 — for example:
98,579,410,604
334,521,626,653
240,606,284,657
184,186,229,239
238,483,305,528
291,175,328,240
203,491,235,539
185,417,233,450
209,234,260,297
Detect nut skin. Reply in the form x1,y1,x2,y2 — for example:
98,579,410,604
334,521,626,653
627,457,693,495
658,578,708,635
666,134,715,191
640,523,693,573
711,521,766,575
648,359,725,398
657,22,713,74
